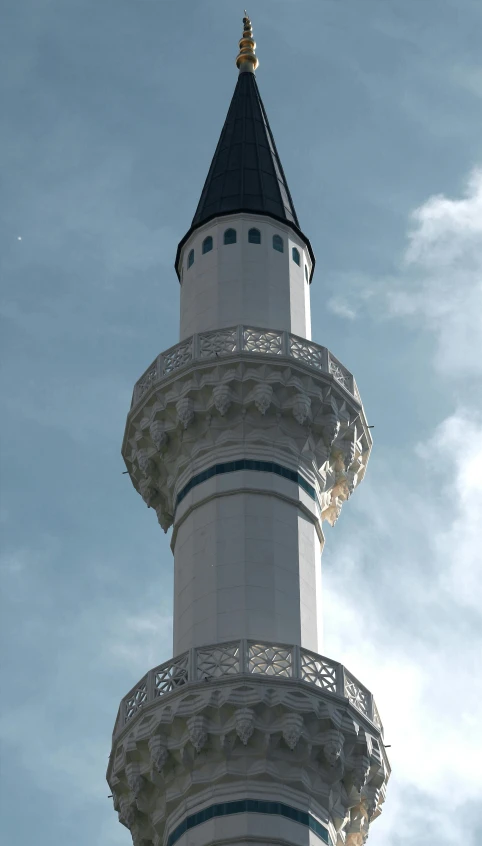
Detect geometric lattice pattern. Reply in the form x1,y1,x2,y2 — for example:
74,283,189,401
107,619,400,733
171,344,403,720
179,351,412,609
289,337,324,369
163,340,193,375
124,676,148,722
344,672,370,717
120,640,380,731
132,325,359,406
154,652,189,696
196,642,241,679
199,328,238,358
300,650,337,692
329,357,350,391
243,328,284,355
248,643,292,677
372,699,383,732
135,362,158,401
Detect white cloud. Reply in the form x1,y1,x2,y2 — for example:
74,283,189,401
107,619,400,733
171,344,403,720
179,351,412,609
328,168,482,377
323,171,482,839
323,407,482,843
423,412,482,610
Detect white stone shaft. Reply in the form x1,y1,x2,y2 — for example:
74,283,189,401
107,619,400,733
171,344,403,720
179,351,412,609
171,469,324,654
178,213,312,341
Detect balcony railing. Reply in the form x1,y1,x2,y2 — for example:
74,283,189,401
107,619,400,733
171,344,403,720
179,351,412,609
114,640,383,738
132,326,360,407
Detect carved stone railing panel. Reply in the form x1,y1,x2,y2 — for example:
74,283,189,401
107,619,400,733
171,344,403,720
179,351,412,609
353,377,362,403
196,642,241,680
116,640,382,737
153,652,189,695
289,335,324,370
199,327,238,358
162,339,193,375
247,642,293,677
135,360,160,402
132,326,359,406
300,649,338,693
372,699,383,734
344,670,371,718
328,353,354,395
124,675,149,722
243,327,284,356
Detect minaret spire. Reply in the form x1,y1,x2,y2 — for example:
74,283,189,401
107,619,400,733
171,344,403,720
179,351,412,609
236,11,259,73
175,11,316,279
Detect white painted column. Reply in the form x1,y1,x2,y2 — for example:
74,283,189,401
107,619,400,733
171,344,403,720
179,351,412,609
171,470,323,655
178,213,313,341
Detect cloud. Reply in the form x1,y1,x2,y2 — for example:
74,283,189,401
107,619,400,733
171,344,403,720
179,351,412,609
323,407,482,844
325,169,482,842
328,168,482,378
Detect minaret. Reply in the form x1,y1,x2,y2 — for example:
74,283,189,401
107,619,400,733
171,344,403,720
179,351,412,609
108,16,390,846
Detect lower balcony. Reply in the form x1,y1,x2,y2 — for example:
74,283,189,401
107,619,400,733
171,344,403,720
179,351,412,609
112,639,383,739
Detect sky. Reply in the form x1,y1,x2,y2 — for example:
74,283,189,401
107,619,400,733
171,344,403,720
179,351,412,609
1,0,481,844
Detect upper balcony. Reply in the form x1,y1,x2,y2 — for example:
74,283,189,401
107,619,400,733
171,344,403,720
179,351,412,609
131,325,361,410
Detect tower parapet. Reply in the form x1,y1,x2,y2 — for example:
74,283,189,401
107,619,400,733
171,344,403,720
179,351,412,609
108,15,389,846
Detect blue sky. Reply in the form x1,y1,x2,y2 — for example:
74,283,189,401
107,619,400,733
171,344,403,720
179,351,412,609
1,1,481,843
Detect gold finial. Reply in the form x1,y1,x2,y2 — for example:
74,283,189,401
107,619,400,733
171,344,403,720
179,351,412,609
235,11,258,73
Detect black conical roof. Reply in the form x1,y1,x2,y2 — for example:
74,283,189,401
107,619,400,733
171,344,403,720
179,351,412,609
192,71,299,228
175,71,315,280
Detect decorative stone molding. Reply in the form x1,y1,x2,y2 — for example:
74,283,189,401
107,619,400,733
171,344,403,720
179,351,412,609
175,397,194,429
117,640,382,736
282,713,304,750
118,795,137,829
292,392,311,425
149,421,169,453
362,785,381,821
252,382,273,414
235,707,255,745
155,505,173,534
122,354,371,533
131,325,360,407
135,450,156,477
322,413,340,452
323,731,345,768
351,756,371,793
138,479,158,509
212,383,231,416
126,762,144,800
148,736,168,776
107,673,389,846
187,715,208,752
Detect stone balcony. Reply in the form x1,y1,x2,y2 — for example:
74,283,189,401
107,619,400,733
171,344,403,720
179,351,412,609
131,326,361,409
112,639,383,740
108,640,389,846
123,325,371,533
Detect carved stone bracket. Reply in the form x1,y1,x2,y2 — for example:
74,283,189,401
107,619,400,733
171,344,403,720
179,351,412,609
282,713,304,750
187,715,208,752
108,676,389,846
235,707,255,745
122,357,371,532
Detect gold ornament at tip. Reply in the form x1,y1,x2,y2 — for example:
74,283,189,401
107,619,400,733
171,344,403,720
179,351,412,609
235,11,258,73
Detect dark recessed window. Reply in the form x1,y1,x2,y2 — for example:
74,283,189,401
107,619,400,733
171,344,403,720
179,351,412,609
248,227,261,244
224,228,237,245
305,265,309,282
273,234,284,253
188,249,194,268
292,247,301,266
202,236,213,254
